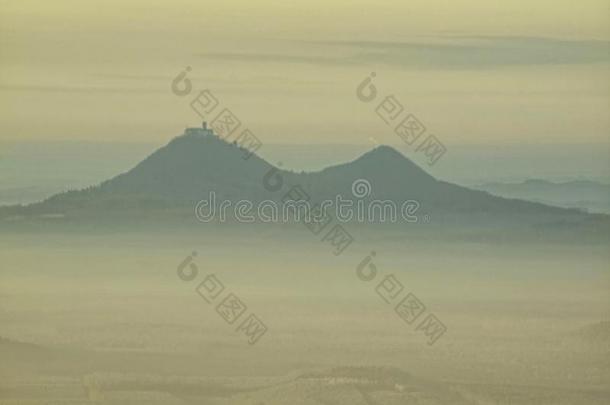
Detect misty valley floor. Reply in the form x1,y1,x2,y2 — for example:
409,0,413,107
0,227,609,404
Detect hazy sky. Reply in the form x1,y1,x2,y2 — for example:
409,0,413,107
1,0,609,146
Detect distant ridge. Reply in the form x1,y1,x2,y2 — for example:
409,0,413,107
476,179,610,214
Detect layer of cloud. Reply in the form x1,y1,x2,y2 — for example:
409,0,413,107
198,36,610,69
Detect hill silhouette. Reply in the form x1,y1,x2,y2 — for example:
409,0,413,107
1,127,608,235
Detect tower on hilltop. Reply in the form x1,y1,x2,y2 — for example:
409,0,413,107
184,121,214,137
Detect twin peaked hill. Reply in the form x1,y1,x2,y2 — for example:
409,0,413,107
1,129,607,234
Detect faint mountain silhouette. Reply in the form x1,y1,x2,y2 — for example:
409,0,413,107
475,179,610,214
